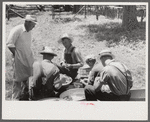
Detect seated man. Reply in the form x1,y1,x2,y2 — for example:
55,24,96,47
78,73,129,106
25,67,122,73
83,54,103,85
57,33,84,80
28,46,62,100
84,49,133,101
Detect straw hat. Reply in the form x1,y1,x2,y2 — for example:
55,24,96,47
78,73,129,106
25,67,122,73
99,49,115,59
58,33,73,43
40,46,57,56
24,15,38,24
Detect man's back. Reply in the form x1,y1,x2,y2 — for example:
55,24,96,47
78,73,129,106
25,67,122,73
102,61,133,95
29,60,60,100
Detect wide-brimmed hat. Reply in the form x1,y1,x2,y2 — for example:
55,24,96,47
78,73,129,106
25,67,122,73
58,33,73,43
99,49,115,59
24,15,38,24
40,46,57,56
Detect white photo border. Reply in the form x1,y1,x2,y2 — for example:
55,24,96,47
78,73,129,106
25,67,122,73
2,1,148,120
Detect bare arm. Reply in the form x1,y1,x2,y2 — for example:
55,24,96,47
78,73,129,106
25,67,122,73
60,48,66,66
32,61,42,86
94,70,108,92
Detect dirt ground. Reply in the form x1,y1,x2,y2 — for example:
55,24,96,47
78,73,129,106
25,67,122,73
5,11,146,100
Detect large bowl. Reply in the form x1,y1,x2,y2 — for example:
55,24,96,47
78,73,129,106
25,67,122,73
60,74,72,86
73,81,84,88
59,88,85,101
38,97,67,101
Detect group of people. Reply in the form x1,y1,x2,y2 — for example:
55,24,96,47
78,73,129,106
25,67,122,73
6,14,133,101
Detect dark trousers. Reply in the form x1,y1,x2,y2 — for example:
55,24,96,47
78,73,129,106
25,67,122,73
29,75,57,100
12,80,29,101
84,85,131,101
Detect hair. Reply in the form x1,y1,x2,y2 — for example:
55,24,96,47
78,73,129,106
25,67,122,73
100,55,113,60
25,20,31,24
62,37,71,42
86,58,96,64
43,53,54,57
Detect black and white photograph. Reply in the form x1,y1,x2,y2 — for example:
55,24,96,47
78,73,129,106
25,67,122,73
2,1,148,120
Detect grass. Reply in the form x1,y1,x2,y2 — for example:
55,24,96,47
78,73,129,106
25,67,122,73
86,21,146,47
5,12,146,100
77,17,146,89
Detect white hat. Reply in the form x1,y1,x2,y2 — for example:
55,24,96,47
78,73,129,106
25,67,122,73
24,15,38,24
40,46,57,56
58,33,73,43
99,49,115,59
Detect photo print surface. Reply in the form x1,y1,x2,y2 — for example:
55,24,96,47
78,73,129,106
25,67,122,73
2,1,148,120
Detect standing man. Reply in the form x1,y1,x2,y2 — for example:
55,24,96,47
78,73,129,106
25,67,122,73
58,33,84,80
6,15,38,101
84,49,133,101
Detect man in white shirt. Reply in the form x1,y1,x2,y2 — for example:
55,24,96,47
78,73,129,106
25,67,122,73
6,15,38,100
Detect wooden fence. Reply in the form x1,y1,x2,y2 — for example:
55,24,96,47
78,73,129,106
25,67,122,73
6,4,146,21
6,4,52,20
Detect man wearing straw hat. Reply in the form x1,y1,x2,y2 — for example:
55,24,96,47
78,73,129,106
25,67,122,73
58,33,84,80
28,46,62,100
6,15,38,100
84,49,133,101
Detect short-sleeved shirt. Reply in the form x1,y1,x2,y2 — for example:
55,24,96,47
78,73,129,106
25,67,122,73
6,24,34,82
88,62,103,85
99,60,133,95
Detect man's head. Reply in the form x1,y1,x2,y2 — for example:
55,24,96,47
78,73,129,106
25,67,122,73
99,49,114,66
40,46,57,60
85,54,96,68
58,33,73,49
24,15,37,32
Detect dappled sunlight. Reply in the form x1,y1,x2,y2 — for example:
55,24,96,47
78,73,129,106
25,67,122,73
5,5,146,100
79,21,146,48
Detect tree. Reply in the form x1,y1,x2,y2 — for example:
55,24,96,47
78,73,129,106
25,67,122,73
122,5,139,31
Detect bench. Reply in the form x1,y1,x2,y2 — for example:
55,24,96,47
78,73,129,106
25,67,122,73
40,88,146,101
130,88,145,101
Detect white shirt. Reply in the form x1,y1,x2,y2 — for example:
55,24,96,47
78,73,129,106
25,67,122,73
7,24,34,82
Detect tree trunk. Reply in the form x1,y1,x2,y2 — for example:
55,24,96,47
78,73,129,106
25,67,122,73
95,6,99,20
122,5,139,31
84,5,86,18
